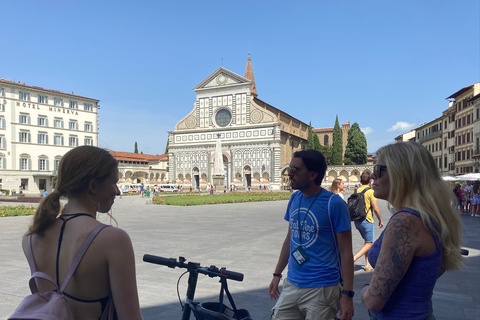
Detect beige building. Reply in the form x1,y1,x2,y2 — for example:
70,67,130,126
416,117,444,173
447,83,480,175
0,79,99,195
110,151,169,184
470,91,480,171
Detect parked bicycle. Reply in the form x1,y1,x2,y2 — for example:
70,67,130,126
143,254,252,320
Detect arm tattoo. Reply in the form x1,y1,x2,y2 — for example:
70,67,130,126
369,213,419,302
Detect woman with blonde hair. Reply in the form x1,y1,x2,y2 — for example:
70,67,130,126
21,146,143,320
361,142,463,319
329,178,345,200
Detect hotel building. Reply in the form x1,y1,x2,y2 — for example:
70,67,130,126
0,79,99,195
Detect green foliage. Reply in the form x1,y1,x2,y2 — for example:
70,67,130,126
0,189,10,196
165,139,169,154
0,205,36,217
152,192,292,206
331,115,343,165
134,142,138,154
307,122,315,150
320,144,332,165
344,122,368,165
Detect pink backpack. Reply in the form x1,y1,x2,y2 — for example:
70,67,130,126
9,224,108,320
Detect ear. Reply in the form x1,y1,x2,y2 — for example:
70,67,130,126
88,178,97,194
309,171,319,182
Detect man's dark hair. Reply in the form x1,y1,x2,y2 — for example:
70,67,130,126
360,171,371,185
293,149,327,185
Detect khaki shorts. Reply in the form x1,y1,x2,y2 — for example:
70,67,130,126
271,278,341,320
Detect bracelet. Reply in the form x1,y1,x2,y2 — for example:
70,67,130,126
273,273,282,278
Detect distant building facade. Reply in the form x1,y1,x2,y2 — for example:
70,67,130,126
110,151,168,184
0,79,99,194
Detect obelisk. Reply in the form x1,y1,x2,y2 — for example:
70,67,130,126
212,135,225,188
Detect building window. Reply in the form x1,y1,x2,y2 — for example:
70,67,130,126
38,158,49,171
21,178,29,190
38,133,48,144
84,122,93,132
84,137,93,146
19,114,30,124
37,116,48,127
19,91,30,101
0,117,5,129
38,95,48,104
84,103,92,111
20,157,31,170
54,98,63,106
0,136,6,149
19,131,31,143
0,88,4,97
68,120,78,130
54,158,61,172
54,118,63,128
54,135,64,146
69,136,78,147
0,155,5,169
0,104,4,112
69,101,78,109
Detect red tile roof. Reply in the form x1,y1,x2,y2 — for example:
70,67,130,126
109,151,168,162
0,78,99,101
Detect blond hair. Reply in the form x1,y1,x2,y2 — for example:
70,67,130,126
330,178,343,194
376,142,463,271
28,146,118,235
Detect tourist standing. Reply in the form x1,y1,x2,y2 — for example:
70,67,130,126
330,178,345,200
362,142,463,319
269,149,354,320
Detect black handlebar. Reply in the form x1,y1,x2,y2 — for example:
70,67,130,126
143,254,244,282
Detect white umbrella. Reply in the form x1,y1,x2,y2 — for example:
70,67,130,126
442,176,458,181
456,173,480,180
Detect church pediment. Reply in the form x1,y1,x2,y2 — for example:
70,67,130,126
194,67,252,92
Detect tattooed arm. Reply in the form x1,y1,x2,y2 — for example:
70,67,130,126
362,211,420,311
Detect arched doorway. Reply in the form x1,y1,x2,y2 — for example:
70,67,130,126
243,166,251,188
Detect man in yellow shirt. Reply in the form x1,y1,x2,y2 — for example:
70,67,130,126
353,172,384,271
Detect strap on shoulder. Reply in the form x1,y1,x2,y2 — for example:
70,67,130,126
60,224,109,292
29,271,59,294
27,235,37,274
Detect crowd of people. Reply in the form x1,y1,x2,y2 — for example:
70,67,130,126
15,142,466,320
452,180,480,217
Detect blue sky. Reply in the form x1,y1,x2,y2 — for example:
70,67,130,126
2,0,479,155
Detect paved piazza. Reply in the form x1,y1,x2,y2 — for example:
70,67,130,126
0,193,479,319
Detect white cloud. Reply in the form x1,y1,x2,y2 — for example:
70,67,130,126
361,127,374,135
387,121,416,132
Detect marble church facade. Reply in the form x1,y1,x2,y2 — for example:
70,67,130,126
167,55,308,191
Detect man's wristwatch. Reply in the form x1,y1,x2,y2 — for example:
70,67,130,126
342,290,355,297
273,273,282,278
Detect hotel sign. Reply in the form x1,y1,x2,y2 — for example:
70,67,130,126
16,101,79,115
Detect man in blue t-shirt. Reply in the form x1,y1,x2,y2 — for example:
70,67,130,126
269,150,354,320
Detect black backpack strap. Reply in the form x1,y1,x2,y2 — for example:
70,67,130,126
361,187,372,213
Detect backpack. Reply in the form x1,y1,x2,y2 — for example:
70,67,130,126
347,187,371,221
9,223,108,320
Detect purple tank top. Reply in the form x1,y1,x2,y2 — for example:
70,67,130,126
368,208,444,320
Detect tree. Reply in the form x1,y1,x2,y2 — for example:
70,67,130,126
134,142,138,154
344,122,368,165
165,139,169,154
330,115,343,165
307,122,316,150
320,143,332,165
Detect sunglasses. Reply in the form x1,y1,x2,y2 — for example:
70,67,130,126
373,165,387,178
287,166,299,174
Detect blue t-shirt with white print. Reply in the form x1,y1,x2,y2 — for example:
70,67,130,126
284,190,351,288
